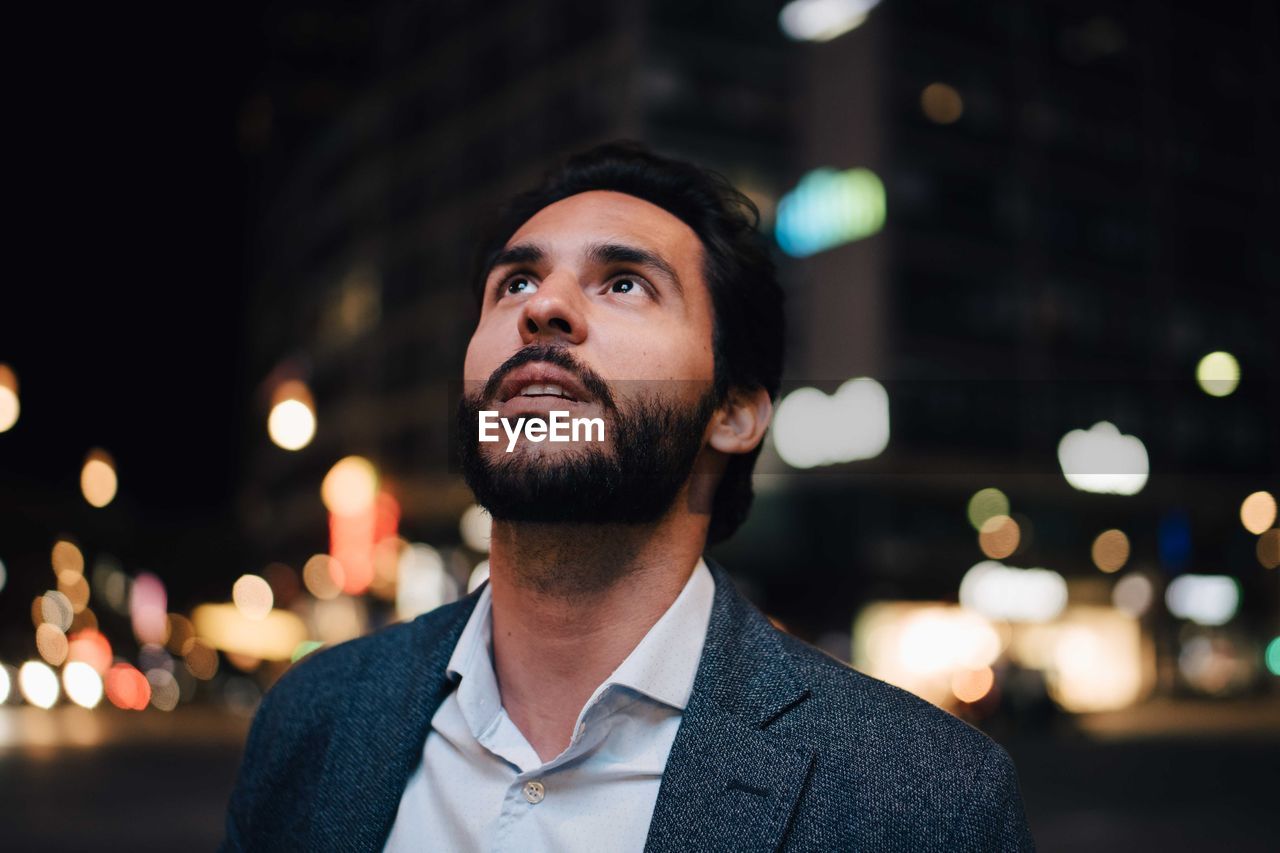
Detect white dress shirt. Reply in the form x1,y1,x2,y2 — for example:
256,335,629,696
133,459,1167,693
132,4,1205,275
384,558,715,853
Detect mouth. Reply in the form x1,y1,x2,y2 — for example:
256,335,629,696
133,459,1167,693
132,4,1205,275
497,363,591,406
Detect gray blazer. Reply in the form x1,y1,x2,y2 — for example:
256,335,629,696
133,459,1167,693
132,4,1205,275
222,558,1035,851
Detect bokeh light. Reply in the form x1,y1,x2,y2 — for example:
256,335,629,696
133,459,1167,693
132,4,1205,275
80,448,118,508
19,661,60,709
320,456,378,516
775,169,887,257
950,666,994,703
67,628,113,674
303,554,344,600
1057,421,1149,495
772,379,890,468
233,574,274,620
1239,491,1276,535
397,543,456,621
1112,573,1154,617
469,559,491,593
1195,351,1240,397
36,622,69,665
165,614,196,655
978,515,1020,559
966,488,1009,531
921,82,963,124
51,539,85,576
130,572,168,644
106,663,151,710
1258,529,1280,569
1091,529,1131,573
268,380,317,451
1165,575,1239,626
183,639,219,680
62,661,104,709
41,590,74,631
1266,637,1280,677
0,665,10,704
959,561,1068,623
147,669,180,711
460,505,492,553
778,0,880,42
0,362,19,432
58,571,91,613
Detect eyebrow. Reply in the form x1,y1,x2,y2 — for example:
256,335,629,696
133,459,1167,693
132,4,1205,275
586,241,684,297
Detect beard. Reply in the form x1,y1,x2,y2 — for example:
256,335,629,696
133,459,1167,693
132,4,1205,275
455,345,719,526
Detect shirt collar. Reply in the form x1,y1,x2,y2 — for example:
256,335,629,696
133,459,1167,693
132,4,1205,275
445,557,715,722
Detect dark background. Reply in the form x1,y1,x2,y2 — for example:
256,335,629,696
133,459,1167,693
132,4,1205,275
1,1,1277,850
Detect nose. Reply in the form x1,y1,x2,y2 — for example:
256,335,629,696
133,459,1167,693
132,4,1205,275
518,272,587,346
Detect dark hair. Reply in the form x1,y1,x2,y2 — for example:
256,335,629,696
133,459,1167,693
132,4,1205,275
470,141,785,544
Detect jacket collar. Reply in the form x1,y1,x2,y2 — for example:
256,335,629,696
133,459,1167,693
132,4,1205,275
315,556,814,852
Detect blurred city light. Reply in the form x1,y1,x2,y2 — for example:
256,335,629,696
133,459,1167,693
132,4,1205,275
0,556,6,594
130,572,168,645
267,379,317,451
36,622,69,665
1177,634,1256,696
778,0,881,42
854,603,1001,707
1266,636,1280,677
460,505,492,553
950,666,994,704
147,669,180,711
0,362,19,432
397,543,456,622
232,574,274,621
966,487,1009,531
0,665,10,704
303,554,344,600
80,448,118,508
1239,491,1276,535
1165,575,1240,626
1112,573,1154,617
772,378,889,468
1195,351,1240,397
960,561,1068,623
41,589,74,631
51,539,85,576
62,661,104,709
469,559,491,593
19,660,60,709
67,628,113,674
775,167,886,257
106,663,151,710
1091,529,1131,573
921,82,963,124
1057,421,1149,495
320,455,378,516
1044,609,1148,712
1258,529,1280,569
1158,511,1192,571
191,603,308,660
978,515,1020,559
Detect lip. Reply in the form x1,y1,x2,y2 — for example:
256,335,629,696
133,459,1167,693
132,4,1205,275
496,362,592,405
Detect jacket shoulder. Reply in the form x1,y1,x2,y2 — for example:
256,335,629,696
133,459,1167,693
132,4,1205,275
769,631,1033,850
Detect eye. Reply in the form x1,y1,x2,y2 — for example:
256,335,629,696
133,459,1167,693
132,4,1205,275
609,277,643,295
503,276,538,296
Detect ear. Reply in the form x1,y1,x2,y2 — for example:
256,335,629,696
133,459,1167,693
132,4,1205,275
707,385,773,456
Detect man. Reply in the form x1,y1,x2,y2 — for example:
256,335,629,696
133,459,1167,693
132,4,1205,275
222,143,1035,851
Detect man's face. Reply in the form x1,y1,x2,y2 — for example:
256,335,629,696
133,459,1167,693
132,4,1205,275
457,190,721,524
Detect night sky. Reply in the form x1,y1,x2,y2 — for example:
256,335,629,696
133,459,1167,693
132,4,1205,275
2,7,264,641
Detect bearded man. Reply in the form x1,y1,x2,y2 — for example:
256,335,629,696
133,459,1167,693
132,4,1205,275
222,142,1035,852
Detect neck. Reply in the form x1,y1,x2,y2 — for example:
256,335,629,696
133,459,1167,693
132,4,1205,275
484,500,707,762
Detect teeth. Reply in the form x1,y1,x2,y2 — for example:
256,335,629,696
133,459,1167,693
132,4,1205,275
517,383,571,399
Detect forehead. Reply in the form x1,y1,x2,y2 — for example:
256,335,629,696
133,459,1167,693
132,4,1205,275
506,190,703,264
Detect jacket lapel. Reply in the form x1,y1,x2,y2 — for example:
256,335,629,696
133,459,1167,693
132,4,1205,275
645,559,816,853
309,593,480,852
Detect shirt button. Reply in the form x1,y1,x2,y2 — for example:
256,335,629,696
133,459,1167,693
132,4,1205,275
522,780,545,804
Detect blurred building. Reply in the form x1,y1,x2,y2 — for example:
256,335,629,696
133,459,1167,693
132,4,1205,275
237,0,1278,699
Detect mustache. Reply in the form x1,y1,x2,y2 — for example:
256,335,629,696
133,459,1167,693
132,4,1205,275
479,344,617,411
